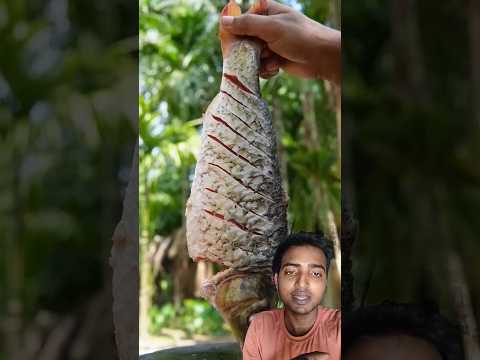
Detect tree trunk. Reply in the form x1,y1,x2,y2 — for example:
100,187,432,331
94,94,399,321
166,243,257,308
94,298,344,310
327,210,341,277
391,0,431,105
301,85,340,308
169,225,196,307
110,144,139,360
329,0,341,30
302,89,320,150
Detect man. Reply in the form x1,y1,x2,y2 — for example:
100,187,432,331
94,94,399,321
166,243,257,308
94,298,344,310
242,232,340,360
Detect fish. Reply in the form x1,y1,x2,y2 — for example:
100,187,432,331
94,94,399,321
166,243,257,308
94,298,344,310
185,0,288,345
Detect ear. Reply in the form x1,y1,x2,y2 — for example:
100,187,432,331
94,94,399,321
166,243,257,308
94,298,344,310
272,273,279,291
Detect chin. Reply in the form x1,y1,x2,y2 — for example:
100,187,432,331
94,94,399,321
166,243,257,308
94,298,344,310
286,303,317,315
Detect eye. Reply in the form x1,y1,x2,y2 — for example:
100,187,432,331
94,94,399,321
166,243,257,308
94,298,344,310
312,271,323,278
284,269,296,276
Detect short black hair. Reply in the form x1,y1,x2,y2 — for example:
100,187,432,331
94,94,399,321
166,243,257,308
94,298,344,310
272,232,335,275
343,302,464,360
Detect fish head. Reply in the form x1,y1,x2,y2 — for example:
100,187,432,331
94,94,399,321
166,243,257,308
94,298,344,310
202,267,277,345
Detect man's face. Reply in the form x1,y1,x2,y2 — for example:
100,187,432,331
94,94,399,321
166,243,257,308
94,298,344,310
274,245,327,315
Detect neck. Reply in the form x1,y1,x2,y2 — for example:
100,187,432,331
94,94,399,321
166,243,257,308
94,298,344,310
284,306,318,337
221,38,261,96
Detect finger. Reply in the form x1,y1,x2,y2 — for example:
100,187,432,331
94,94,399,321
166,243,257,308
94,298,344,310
260,53,284,72
260,68,279,79
221,14,280,42
260,56,281,78
260,59,280,72
261,47,274,59
260,61,280,74
280,61,316,79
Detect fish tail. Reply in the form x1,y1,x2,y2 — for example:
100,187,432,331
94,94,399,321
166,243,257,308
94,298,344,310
219,0,242,57
247,0,267,15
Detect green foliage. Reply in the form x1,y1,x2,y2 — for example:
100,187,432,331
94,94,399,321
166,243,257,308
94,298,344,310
0,0,136,323
149,299,230,337
139,118,200,236
140,0,224,239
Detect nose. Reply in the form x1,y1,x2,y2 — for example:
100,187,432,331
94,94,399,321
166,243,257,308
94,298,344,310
295,271,309,288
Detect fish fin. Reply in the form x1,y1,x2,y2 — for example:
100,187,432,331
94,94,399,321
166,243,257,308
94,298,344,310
219,0,242,57
247,0,267,15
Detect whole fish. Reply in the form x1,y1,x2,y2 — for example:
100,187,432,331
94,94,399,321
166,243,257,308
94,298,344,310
185,0,288,345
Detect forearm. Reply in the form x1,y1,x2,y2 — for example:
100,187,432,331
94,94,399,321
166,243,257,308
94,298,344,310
311,22,341,85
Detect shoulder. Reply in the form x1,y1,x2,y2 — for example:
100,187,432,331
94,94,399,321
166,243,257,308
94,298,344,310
318,307,341,338
318,307,340,321
249,309,283,331
250,308,283,323
243,309,283,354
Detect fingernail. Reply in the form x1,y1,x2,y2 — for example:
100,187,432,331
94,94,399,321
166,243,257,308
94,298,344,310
222,16,233,26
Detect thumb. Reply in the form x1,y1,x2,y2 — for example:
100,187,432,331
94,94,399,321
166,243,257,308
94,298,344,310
221,14,278,42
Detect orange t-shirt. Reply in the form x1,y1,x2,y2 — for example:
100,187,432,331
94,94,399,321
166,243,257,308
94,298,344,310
242,307,340,360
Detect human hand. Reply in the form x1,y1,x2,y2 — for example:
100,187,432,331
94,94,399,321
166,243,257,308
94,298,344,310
221,0,341,84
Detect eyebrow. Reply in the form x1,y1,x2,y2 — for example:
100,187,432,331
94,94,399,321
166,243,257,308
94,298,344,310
281,263,326,272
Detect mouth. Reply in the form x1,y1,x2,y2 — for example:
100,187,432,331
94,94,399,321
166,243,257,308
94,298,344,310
291,292,311,305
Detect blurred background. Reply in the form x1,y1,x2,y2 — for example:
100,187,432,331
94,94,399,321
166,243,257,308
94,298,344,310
0,0,137,359
343,0,480,354
139,0,340,354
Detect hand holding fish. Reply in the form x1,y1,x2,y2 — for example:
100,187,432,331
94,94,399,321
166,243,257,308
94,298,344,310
221,0,341,84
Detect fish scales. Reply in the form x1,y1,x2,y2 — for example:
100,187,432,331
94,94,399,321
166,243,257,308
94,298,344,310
187,41,287,267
